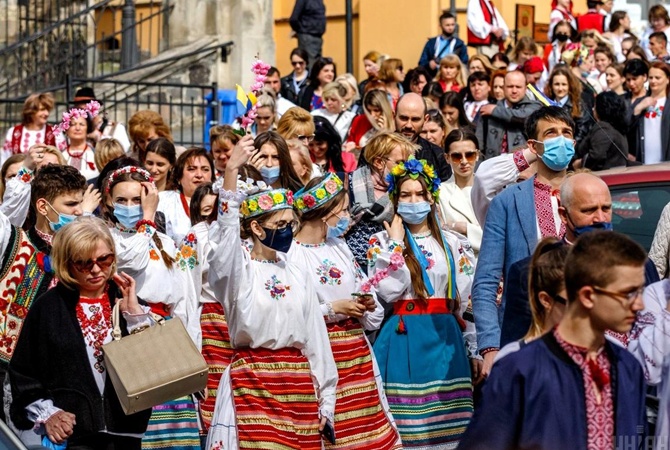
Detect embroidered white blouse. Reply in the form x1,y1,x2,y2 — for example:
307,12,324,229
157,190,192,244
287,238,384,331
206,190,338,421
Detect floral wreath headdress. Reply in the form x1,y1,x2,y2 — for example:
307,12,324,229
386,156,441,201
561,43,592,68
105,166,155,193
294,173,344,213
53,100,101,136
241,188,294,219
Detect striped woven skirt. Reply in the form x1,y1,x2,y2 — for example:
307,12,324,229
326,319,402,449
199,302,234,431
207,347,322,450
141,396,201,450
373,313,473,449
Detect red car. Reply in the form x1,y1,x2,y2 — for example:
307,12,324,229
598,162,670,251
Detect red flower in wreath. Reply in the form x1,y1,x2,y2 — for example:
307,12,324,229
303,194,316,208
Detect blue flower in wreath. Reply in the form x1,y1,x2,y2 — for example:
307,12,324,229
432,177,442,192
404,158,423,174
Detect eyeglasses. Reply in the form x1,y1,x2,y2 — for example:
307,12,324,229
72,253,115,273
383,157,405,166
448,151,478,163
291,60,306,67
592,285,644,307
297,134,315,143
396,66,404,71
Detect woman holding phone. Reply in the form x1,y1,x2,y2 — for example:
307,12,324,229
289,173,402,449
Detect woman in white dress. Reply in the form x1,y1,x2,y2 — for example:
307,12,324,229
55,103,100,180
289,173,401,449
158,148,214,243
101,165,201,450
206,134,337,450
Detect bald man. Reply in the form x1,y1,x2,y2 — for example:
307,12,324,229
394,93,452,181
476,70,541,160
500,172,660,346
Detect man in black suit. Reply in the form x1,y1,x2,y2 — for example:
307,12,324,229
500,172,660,346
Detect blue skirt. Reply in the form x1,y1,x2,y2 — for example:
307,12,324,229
373,313,473,449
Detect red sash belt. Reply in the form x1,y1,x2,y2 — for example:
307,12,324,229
148,302,170,317
393,298,450,315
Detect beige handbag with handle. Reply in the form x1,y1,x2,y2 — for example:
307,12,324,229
102,304,208,415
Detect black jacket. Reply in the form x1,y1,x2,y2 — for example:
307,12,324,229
500,254,660,347
576,121,628,171
9,282,152,437
289,0,326,37
280,72,309,105
415,136,452,182
297,84,317,111
627,94,670,163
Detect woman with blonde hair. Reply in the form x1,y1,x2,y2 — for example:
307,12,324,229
9,216,153,449
468,54,494,76
242,91,277,138
434,55,466,93
127,110,173,162
336,73,361,112
377,58,405,109
360,50,385,94
2,93,56,164
345,131,417,270
94,139,125,172
346,89,395,151
276,106,316,147
310,81,356,141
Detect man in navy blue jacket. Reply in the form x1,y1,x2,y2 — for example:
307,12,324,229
289,0,326,67
418,11,469,78
459,231,648,450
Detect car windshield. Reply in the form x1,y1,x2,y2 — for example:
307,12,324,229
610,185,670,252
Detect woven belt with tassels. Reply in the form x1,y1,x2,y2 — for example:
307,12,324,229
393,298,466,334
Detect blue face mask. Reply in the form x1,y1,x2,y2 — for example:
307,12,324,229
397,201,432,225
260,166,281,185
260,224,293,253
573,221,613,237
326,216,350,239
539,136,575,172
46,203,77,232
114,203,143,229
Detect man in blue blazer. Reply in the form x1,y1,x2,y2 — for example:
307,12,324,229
472,106,576,378
418,11,469,78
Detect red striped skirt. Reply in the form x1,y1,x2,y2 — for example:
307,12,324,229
229,347,322,450
327,319,401,449
199,302,233,431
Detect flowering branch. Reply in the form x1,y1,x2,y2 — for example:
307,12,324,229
237,57,271,132
359,251,405,294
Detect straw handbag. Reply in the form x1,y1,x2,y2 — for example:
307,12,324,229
102,304,208,415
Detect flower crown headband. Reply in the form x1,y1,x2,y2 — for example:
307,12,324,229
241,188,294,219
386,156,441,201
294,173,344,213
54,100,101,135
105,166,155,193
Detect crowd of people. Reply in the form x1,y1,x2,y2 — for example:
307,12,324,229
2,0,670,449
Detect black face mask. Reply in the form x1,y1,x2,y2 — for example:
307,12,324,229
555,33,569,43
259,224,293,253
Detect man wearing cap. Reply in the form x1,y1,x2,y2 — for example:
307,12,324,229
72,87,131,152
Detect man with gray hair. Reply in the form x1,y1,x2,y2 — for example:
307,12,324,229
500,172,659,346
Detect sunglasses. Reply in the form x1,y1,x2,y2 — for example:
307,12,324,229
291,60,306,67
449,151,478,163
72,253,115,273
297,134,315,143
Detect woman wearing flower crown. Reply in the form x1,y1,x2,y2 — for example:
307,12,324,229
367,156,476,449
288,173,402,450
55,102,100,180
206,134,337,450
101,164,202,450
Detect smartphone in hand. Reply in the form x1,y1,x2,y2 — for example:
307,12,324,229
320,421,336,445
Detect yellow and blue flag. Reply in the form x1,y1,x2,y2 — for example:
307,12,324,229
527,84,559,107
235,84,257,117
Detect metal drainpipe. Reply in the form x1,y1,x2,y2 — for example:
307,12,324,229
121,0,139,69
346,0,353,73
